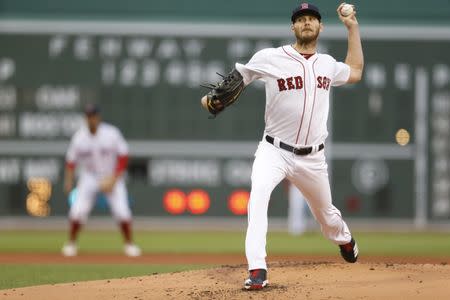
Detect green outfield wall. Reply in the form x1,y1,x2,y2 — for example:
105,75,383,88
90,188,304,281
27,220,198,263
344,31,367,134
1,0,449,25
0,2,448,225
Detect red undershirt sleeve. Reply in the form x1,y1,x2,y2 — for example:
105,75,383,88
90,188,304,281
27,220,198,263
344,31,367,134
115,155,129,176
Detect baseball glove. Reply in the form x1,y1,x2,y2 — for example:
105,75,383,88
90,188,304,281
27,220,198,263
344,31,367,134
201,68,245,117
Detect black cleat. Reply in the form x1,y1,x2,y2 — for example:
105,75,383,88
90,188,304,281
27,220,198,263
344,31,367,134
244,269,268,290
339,238,359,263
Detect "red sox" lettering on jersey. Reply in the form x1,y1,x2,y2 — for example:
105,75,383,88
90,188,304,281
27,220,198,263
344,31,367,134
277,76,331,91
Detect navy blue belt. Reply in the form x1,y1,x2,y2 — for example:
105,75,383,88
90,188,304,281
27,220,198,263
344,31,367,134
265,135,324,156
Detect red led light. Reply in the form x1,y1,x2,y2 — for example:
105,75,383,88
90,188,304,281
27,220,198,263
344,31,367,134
228,190,250,215
163,189,187,215
187,189,210,215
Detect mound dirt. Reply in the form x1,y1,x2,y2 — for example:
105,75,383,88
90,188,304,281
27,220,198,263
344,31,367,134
1,261,450,300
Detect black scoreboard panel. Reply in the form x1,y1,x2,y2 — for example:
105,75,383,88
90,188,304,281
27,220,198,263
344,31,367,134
0,26,448,219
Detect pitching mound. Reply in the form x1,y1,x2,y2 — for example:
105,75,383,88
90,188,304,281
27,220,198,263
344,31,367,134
2,261,450,299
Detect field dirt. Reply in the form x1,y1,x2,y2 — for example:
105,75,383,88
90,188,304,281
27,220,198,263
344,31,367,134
1,254,450,299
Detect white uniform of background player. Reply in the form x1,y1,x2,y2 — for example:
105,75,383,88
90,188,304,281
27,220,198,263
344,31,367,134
61,104,141,257
287,182,309,235
215,3,364,287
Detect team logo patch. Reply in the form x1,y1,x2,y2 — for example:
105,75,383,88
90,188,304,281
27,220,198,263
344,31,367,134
301,3,308,9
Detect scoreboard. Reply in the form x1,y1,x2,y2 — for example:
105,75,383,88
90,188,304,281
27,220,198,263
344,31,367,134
0,21,448,223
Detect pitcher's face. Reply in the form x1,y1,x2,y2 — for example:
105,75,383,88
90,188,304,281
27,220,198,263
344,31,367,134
292,15,322,44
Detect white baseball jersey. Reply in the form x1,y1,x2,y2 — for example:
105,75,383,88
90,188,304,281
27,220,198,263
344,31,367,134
66,122,128,178
235,45,350,146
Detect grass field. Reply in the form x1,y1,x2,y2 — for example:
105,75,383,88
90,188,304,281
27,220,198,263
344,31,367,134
0,264,205,290
2,230,450,255
1,230,450,289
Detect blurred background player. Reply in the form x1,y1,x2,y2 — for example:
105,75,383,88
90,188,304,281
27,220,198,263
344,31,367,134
286,181,309,235
61,103,141,257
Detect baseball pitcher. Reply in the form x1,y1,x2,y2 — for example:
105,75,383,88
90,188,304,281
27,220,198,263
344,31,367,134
201,2,363,290
61,103,141,257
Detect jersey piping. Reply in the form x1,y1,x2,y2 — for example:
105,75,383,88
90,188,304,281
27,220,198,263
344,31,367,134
282,46,307,145
305,57,319,145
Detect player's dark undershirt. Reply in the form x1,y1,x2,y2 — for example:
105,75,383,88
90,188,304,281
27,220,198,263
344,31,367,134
301,53,315,59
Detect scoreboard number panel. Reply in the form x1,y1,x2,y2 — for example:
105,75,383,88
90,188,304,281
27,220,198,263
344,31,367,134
0,23,448,222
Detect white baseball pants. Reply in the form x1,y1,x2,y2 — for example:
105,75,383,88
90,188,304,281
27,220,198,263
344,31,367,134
246,140,352,270
69,173,132,223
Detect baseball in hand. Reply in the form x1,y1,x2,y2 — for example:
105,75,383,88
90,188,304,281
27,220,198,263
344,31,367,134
201,96,208,109
340,3,354,17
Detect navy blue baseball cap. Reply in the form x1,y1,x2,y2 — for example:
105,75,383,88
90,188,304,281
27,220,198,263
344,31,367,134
291,3,322,23
84,103,100,115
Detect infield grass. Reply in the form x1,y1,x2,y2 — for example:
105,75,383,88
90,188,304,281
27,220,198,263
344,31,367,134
0,230,449,290
0,230,449,256
0,264,204,290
